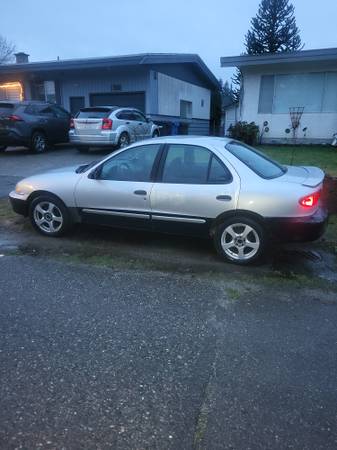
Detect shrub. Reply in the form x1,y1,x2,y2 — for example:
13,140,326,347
228,121,259,145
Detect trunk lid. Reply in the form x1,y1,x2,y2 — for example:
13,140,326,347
72,107,113,136
282,165,325,188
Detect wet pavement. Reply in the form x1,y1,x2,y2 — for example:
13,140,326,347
0,255,337,449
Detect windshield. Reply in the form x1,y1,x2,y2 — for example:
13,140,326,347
225,141,286,179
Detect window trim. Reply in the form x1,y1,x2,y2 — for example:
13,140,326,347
258,71,337,115
156,143,233,185
225,140,286,179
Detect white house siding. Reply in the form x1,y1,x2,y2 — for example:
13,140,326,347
241,62,337,144
60,68,149,113
157,72,210,120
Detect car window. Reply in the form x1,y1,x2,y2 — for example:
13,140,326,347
98,144,161,182
77,108,112,119
37,105,56,117
162,145,211,184
131,112,145,122
208,156,232,184
116,111,132,120
52,105,69,118
0,103,15,115
226,142,286,179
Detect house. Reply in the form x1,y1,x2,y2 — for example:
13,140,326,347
0,52,219,135
221,48,337,144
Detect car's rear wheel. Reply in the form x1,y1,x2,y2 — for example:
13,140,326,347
118,132,130,148
213,216,266,265
29,195,71,237
31,132,48,153
0,146,7,152
152,130,159,138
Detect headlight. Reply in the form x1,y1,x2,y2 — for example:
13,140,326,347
15,184,28,196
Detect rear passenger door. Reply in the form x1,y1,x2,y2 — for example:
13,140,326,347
150,144,238,235
130,111,148,141
34,105,60,141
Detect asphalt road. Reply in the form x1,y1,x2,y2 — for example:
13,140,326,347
1,255,337,449
0,145,102,198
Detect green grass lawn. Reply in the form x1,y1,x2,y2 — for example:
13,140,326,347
258,145,337,177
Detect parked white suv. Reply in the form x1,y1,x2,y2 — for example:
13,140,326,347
69,106,160,152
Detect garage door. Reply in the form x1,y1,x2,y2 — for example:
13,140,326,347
90,92,146,113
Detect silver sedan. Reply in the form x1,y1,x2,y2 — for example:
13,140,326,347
9,136,327,264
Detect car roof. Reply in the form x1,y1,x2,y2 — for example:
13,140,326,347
147,135,233,145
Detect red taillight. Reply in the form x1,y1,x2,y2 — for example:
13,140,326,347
102,118,113,130
70,118,75,129
299,191,321,208
8,114,23,122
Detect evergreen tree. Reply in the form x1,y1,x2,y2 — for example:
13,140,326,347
232,0,302,99
245,0,302,54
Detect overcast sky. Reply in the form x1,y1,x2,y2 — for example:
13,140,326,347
1,0,337,82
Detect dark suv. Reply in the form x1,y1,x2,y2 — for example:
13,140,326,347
0,101,71,153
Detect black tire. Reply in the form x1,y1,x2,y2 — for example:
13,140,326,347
213,216,267,265
118,132,130,149
31,131,49,153
77,146,90,153
0,146,7,152
152,130,160,138
29,195,71,237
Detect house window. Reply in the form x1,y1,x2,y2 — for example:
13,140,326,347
31,80,56,102
258,72,337,114
201,99,204,107
180,100,192,118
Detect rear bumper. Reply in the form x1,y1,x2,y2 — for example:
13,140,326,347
69,131,118,146
265,207,328,242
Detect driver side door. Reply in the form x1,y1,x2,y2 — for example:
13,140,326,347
74,144,162,230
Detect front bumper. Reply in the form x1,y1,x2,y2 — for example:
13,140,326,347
266,207,328,243
9,192,29,216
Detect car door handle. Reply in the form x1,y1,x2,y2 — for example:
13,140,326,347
134,190,147,195
138,123,143,125
125,121,130,124
216,195,232,201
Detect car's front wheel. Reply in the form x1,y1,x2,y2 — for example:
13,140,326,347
31,132,49,153
29,195,71,237
213,216,266,265
0,146,7,152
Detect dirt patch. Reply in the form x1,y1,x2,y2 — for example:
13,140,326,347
1,198,336,291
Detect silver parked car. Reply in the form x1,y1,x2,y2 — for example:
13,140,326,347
69,106,160,152
9,136,327,264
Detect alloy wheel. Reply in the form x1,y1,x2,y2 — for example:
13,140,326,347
221,223,260,261
119,133,130,148
33,201,63,233
33,134,46,153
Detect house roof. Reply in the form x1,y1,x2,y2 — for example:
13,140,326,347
0,53,219,89
220,47,337,68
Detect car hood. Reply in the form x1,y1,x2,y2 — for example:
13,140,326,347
282,165,325,188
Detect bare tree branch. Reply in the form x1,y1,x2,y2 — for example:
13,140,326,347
0,35,16,64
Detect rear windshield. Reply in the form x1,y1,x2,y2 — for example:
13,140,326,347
225,141,286,179
0,103,15,115
76,108,113,119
